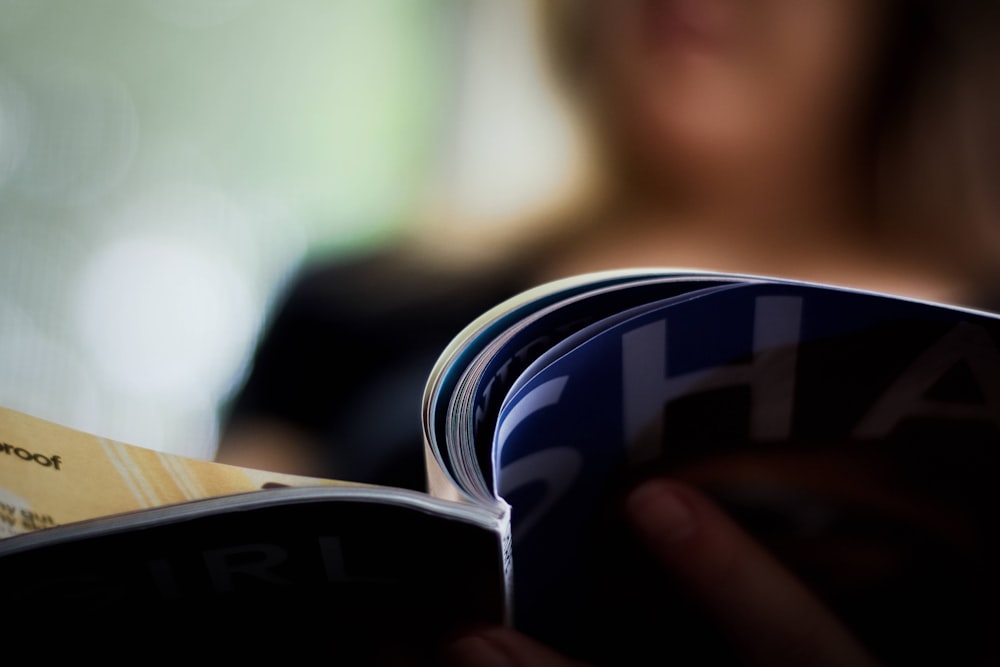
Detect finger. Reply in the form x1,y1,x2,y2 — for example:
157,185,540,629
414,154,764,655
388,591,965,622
438,625,591,667
625,479,881,667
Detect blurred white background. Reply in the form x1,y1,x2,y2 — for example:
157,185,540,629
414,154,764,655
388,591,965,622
0,0,579,459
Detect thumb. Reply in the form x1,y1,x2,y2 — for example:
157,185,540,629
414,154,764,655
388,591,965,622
625,478,882,667
438,625,591,667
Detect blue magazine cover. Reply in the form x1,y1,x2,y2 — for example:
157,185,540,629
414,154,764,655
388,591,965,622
489,278,1000,664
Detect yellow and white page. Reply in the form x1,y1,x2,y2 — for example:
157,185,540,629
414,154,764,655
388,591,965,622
0,405,344,539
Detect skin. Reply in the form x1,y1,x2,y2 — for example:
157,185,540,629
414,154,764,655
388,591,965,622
585,0,890,196
540,0,960,301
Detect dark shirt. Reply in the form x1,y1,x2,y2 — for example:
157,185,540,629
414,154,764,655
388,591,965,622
221,245,534,491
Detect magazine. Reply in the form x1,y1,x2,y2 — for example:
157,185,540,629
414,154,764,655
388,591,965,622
2,269,998,663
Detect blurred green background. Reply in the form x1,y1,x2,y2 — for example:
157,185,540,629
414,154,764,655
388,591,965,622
0,0,579,458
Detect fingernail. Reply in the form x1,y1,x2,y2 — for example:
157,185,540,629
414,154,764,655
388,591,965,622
626,480,696,544
439,634,514,667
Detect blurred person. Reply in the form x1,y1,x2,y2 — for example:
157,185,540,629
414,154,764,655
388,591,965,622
216,1,1000,663
217,0,1000,484
531,0,1000,298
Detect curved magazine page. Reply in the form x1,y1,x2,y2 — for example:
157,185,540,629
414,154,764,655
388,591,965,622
444,276,747,499
422,269,690,501
493,280,1000,665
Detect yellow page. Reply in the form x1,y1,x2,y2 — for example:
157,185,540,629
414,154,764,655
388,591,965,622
0,406,345,538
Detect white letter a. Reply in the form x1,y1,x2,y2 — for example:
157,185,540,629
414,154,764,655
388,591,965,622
854,322,1000,438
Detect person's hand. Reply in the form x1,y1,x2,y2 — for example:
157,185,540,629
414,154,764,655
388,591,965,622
438,478,882,667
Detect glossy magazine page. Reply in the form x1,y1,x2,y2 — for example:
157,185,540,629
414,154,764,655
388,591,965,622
0,404,344,538
493,278,1000,664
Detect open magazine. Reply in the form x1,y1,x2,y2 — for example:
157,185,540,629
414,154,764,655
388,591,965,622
2,269,999,663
